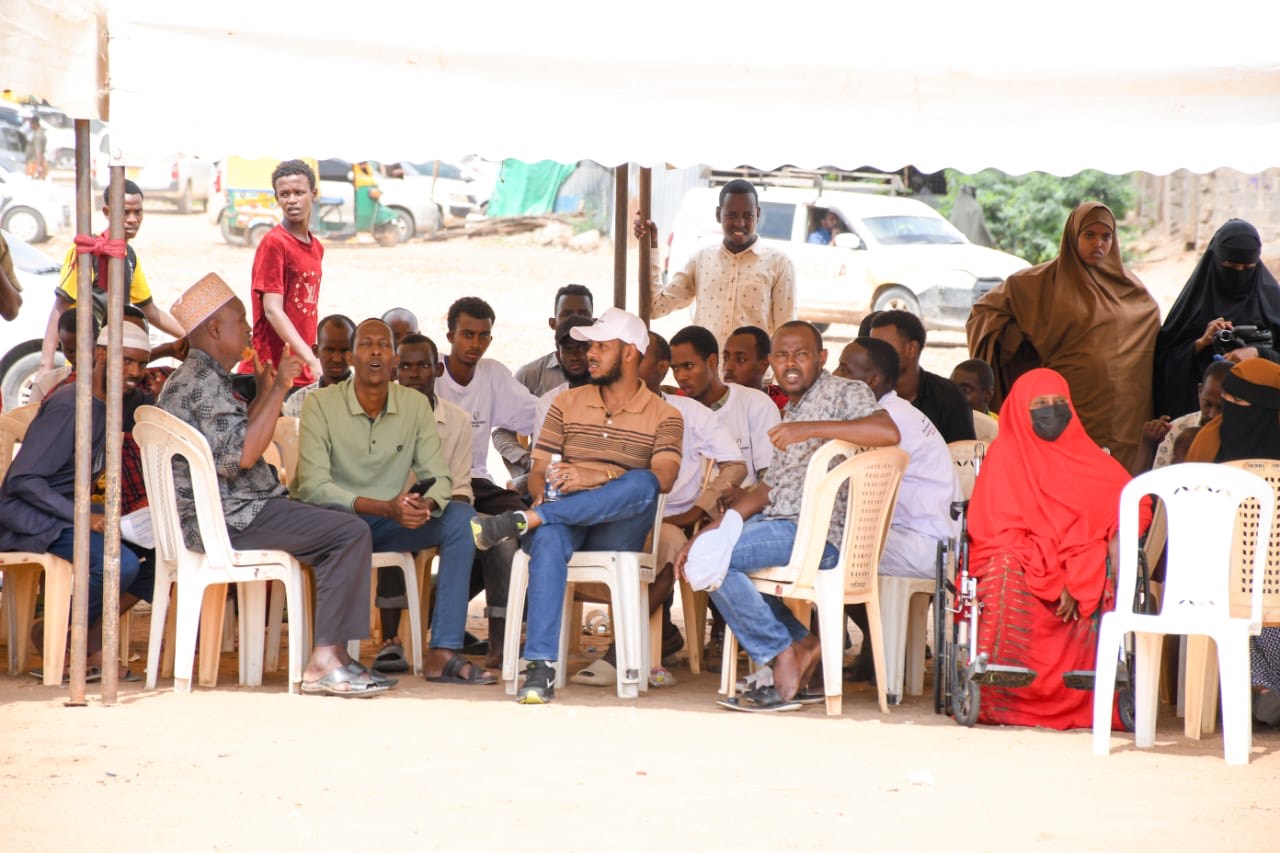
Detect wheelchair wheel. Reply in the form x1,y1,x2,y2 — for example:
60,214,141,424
934,543,950,714
954,675,980,727
1118,685,1136,732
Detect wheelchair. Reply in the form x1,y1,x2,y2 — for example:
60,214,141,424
933,447,1154,732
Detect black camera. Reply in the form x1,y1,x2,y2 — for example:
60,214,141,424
1213,324,1273,355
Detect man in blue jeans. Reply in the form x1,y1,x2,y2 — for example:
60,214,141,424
471,307,683,704
0,323,156,682
678,321,901,712
293,317,493,685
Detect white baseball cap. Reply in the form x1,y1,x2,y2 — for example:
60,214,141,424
684,510,744,592
569,307,648,355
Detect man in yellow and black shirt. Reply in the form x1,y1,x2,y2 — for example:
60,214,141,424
38,180,186,374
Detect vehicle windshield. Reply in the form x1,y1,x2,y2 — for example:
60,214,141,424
1,229,59,274
405,161,465,180
861,215,966,246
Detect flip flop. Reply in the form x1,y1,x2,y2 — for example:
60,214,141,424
735,665,774,693
793,689,825,706
373,643,410,674
346,660,398,688
301,664,391,698
717,685,803,713
425,653,497,685
570,659,617,687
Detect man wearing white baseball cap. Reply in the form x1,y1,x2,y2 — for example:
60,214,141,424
471,307,685,704
0,323,155,682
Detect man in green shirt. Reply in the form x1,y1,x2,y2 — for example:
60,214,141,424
293,317,494,685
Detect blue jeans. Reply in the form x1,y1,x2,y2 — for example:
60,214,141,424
708,515,838,665
361,500,477,650
47,526,154,627
522,469,658,662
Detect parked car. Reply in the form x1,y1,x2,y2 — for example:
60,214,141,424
0,229,61,408
663,186,1030,331
0,126,26,166
94,135,213,214
0,159,69,243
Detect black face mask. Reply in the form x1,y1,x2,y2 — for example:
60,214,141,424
1217,265,1255,298
1030,402,1072,441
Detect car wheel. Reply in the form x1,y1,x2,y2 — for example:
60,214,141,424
219,210,244,246
374,221,401,247
247,222,274,249
1,349,43,411
388,207,415,243
872,285,921,317
177,181,193,214
2,206,47,243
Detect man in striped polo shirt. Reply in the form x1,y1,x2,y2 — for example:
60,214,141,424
471,307,683,704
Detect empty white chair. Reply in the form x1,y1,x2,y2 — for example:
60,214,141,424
1093,463,1273,765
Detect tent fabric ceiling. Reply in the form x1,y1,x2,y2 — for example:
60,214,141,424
6,0,1280,175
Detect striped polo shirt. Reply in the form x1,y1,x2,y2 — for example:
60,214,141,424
534,381,683,475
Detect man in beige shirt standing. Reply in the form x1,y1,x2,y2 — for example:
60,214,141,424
636,179,796,348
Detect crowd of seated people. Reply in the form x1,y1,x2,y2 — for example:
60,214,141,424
4,184,1278,728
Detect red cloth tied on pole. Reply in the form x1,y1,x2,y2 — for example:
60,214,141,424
73,232,127,259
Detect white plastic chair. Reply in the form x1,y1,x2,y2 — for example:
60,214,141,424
721,443,908,716
0,406,77,686
873,441,980,705
502,494,667,699
1093,463,1273,765
346,551,424,676
272,416,299,486
972,410,998,445
1176,459,1280,739
877,575,935,704
133,405,310,693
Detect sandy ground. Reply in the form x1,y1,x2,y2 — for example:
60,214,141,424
5,210,1273,851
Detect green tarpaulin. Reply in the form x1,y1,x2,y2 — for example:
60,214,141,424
486,159,577,217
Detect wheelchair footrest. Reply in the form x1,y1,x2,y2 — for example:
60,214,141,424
1063,667,1130,691
973,664,1037,687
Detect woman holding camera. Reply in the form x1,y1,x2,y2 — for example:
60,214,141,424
1154,219,1280,418
968,202,1160,471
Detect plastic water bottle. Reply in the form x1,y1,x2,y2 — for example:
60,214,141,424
544,453,563,502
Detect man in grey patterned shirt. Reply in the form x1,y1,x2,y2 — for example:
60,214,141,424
157,273,391,697
677,321,900,711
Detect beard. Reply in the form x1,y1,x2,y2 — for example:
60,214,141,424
588,359,623,387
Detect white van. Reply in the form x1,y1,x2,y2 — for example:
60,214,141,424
664,186,1029,330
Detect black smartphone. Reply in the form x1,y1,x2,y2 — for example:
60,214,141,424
408,477,437,496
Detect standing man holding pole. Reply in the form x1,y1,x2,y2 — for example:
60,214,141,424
634,179,796,349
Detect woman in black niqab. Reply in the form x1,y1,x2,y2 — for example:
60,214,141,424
1153,219,1280,417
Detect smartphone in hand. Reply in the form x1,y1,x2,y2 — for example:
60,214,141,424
408,477,437,496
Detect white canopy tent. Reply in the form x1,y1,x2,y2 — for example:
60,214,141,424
4,0,1280,175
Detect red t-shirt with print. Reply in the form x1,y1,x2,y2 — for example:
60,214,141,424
238,224,323,386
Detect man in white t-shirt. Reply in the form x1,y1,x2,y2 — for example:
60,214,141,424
437,297,539,488
435,297,539,664
669,325,779,487
835,336,960,680
668,324,780,668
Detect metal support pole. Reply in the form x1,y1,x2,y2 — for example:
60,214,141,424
100,165,126,705
637,167,652,326
66,119,93,707
612,164,628,311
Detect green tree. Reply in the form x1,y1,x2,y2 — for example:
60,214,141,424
938,170,1136,265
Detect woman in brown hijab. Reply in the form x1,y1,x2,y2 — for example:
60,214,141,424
966,202,1160,469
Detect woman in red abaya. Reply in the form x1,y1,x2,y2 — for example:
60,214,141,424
967,368,1133,729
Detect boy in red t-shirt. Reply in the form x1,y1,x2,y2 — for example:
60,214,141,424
239,159,325,385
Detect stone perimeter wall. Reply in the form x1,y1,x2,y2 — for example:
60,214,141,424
1134,169,1280,254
